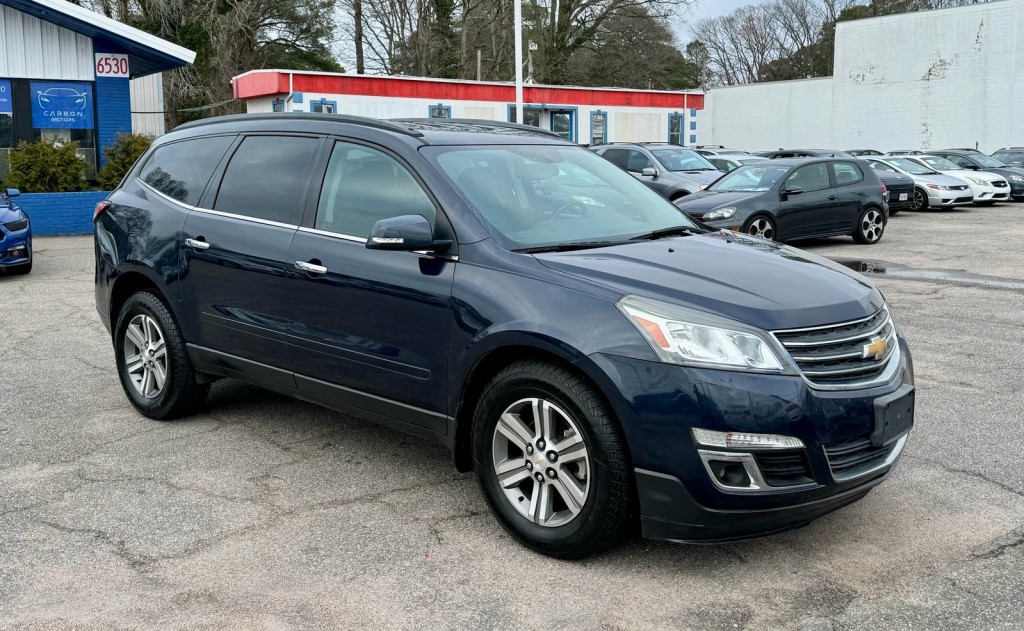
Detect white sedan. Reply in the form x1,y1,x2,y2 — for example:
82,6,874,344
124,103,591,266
892,154,1010,205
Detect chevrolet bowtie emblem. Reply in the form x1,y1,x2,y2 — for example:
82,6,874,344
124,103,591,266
862,336,888,360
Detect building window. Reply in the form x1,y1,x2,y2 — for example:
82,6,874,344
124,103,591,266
429,103,452,118
668,112,683,145
29,80,97,175
272,98,284,113
689,120,697,131
0,79,13,149
590,110,607,145
311,99,336,114
508,105,541,128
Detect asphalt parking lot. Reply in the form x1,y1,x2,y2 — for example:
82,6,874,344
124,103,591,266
2,206,1024,630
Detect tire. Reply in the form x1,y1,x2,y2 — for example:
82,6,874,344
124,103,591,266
742,215,777,241
472,360,632,559
114,291,209,420
853,207,886,244
912,188,928,211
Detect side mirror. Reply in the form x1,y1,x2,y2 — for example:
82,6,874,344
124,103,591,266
366,214,452,252
641,167,658,178
5,188,20,198
781,187,804,199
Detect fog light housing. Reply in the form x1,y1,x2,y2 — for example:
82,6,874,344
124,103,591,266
693,428,804,450
708,460,751,487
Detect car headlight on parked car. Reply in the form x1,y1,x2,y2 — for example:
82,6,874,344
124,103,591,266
702,207,736,221
965,177,987,186
1009,175,1024,183
616,295,792,372
3,218,28,231
926,184,952,190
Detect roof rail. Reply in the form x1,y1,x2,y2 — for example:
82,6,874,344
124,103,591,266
392,118,563,138
174,112,424,137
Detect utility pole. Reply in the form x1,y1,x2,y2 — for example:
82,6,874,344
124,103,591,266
514,0,523,124
354,0,364,74
477,49,482,81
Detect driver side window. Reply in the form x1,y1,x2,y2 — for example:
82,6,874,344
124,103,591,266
626,150,654,174
316,142,436,239
784,163,831,193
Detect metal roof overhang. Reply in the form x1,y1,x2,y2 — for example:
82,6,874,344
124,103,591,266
1,0,195,77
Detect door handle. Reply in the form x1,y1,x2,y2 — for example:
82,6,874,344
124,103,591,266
827,194,839,200
185,237,210,250
295,260,328,275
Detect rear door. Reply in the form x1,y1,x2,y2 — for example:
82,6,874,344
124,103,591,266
282,139,456,426
776,162,838,238
179,133,323,368
830,160,869,232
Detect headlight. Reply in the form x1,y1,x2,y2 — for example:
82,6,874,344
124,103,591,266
1010,175,1024,183
926,184,951,190
703,206,736,221
4,218,28,231
966,177,986,186
616,295,791,372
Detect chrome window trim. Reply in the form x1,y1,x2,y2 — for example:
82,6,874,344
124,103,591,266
298,226,366,243
137,179,197,211
825,433,907,483
191,206,298,229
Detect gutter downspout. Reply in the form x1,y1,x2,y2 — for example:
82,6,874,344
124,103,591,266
284,71,294,112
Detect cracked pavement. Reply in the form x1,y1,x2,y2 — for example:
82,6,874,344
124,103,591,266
2,205,1024,629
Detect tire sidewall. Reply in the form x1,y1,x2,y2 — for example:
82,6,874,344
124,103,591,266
856,206,886,243
473,373,619,551
913,188,928,211
743,214,777,241
114,292,182,418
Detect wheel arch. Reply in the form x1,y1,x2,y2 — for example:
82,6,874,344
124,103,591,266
107,268,177,339
450,338,628,473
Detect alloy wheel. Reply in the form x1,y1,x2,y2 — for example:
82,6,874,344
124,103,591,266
491,397,591,528
123,314,168,399
913,189,926,210
861,209,884,242
747,218,774,240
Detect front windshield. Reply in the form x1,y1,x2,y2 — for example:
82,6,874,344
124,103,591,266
649,148,718,172
969,153,1006,168
919,156,960,171
428,145,697,249
888,158,936,175
709,164,790,192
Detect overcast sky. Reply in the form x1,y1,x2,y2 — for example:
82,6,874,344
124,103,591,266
675,0,775,42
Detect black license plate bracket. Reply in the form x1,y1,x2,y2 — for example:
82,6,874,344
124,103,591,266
871,385,914,447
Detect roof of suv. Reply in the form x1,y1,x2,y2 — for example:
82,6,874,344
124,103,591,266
173,113,569,146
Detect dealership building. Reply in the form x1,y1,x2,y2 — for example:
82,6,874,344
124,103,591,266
701,0,1024,153
0,0,194,180
232,70,705,146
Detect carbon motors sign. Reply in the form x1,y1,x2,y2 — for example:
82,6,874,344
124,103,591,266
30,81,94,129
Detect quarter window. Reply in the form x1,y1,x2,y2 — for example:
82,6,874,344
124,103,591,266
214,135,320,223
785,163,831,192
831,161,864,186
315,142,436,239
139,136,233,206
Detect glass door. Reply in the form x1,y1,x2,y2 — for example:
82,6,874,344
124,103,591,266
550,110,574,142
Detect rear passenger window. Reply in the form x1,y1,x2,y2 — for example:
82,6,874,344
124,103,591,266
139,136,233,206
785,163,831,192
602,148,629,170
315,142,436,239
214,135,320,223
831,161,864,186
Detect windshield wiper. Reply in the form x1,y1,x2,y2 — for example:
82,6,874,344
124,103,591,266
629,225,702,241
515,240,625,254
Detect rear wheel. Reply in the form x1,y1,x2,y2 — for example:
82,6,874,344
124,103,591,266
472,360,632,559
743,215,776,241
912,188,928,211
114,291,209,420
853,207,886,244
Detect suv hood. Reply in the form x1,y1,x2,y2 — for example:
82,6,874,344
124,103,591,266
535,232,882,331
675,190,759,212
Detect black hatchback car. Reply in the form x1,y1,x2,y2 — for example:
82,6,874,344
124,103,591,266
94,115,913,558
675,158,889,244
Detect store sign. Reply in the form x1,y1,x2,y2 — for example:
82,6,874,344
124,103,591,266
0,79,12,114
95,53,130,78
30,81,94,129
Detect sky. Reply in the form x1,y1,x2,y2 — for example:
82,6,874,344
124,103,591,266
675,0,776,42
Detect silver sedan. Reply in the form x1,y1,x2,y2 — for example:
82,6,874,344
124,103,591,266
864,157,974,210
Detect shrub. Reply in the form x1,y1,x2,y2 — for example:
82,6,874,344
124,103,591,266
98,133,154,190
4,137,88,193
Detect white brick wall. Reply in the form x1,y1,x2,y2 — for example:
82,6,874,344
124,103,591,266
703,0,1023,153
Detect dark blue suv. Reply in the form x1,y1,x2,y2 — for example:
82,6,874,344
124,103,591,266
94,115,915,558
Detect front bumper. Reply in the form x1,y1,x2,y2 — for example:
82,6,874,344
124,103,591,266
0,228,31,267
589,335,914,542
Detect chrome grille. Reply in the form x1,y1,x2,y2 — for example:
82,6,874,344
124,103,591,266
993,180,1008,188
773,307,896,388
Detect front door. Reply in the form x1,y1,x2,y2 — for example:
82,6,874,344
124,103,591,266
179,134,322,367
284,140,455,427
550,110,574,142
776,162,838,239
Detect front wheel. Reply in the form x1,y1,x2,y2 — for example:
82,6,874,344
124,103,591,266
912,188,928,211
114,291,209,420
743,216,777,240
472,361,632,559
853,207,886,244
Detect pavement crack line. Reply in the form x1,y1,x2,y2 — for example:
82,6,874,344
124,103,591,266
973,529,1024,560
903,454,1024,499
